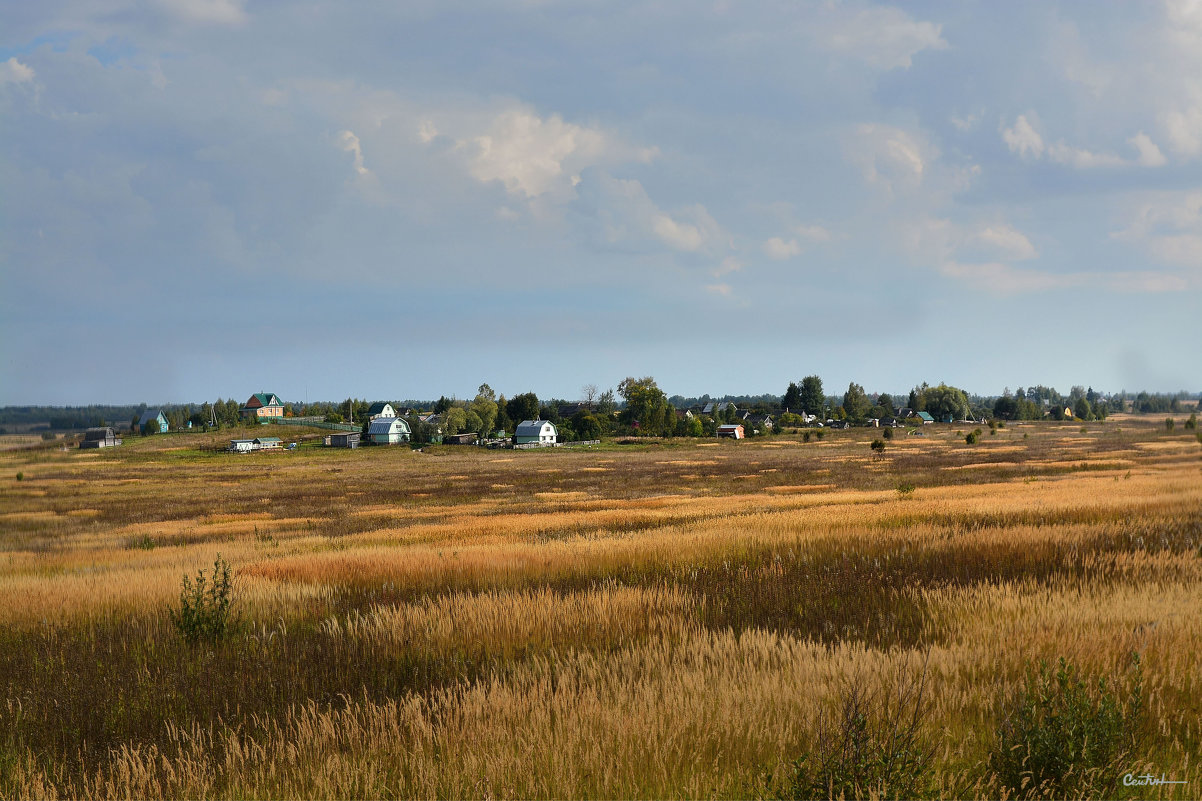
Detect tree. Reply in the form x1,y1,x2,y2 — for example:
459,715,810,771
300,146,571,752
597,389,617,416
572,410,603,441
581,384,599,409
1073,396,1094,422
495,395,512,434
470,385,498,436
923,384,970,422
877,393,895,415
433,396,453,415
783,382,802,411
443,407,467,436
843,382,870,424
506,392,540,424
618,376,671,436
799,376,824,416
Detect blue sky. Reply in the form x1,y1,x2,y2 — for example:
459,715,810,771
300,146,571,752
2,0,1199,406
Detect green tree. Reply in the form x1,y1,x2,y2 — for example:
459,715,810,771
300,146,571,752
443,407,467,436
783,381,802,411
618,376,671,436
1073,396,1094,421
876,393,895,415
843,382,870,424
923,384,969,422
495,394,512,434
506,392,540,424
471,384,498,436
799,375,825,416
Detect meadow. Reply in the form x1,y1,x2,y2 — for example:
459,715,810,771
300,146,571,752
0,417,1199,799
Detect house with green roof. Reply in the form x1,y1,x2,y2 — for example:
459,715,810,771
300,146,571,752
241,392,285,421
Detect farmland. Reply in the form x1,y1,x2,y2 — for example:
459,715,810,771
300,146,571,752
0,418,1199,799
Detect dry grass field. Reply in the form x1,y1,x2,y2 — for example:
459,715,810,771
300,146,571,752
0,417,1199,799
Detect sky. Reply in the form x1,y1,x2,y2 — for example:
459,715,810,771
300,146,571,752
1,0,1200,406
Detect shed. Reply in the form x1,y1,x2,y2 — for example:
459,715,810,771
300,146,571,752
444,432,479,445
329,432,360,449
254,437,283,450
515,419,557,446
716,424,744,439
229,439,257,453
917,412,935,424
368,416,411,445
80,427,121,448
138,409,169,434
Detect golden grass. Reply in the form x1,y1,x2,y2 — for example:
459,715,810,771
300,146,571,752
1,418,1200,798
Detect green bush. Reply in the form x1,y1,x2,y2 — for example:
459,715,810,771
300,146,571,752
772,662,932,800
15,472,22,482
169,555,237,644
991,656,1143,800
1165,417,1175,432
882,427,893,440
1185,412,1197,431
965,431,978,445
870,439,886,454
896,482,915,499
803,431,811,443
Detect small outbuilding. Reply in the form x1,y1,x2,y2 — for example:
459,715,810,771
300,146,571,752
254,436,283,450
717,424,745,439
368,416,412,445
444,432,479,445
515,419,558,446
80,427,122,449
329,432,360,449
229,439,257,453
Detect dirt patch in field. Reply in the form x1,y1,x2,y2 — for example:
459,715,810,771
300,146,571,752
765,484,838,494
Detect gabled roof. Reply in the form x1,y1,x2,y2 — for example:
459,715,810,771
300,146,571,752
137,409,166,425
516,419,556,436
248,393,281,407
917,411,935,422
254,437,282,444
367,402,395,416
368,417,411,434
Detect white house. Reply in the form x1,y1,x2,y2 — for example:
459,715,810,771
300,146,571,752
368,416,411,444
229,439,257,453
515,419,557,446
367,402,397,421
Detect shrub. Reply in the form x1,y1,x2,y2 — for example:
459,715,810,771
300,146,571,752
803,431,811,443
169,555,237,644
41,431,56,441
870,439,886,454
773,661,932,800
896,482,915,499
1165,417,1175,432
882,426,893,440
991,655,1143,800
15,472,22,482
816,430,825,440
965,431,978,445
1185,412,1197,431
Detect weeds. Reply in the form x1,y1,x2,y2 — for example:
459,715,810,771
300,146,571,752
772,658,932,800
169,555,236,644
990,655,1143,800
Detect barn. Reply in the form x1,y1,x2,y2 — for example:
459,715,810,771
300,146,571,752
716,424,744,439
368,416,412,444
80,427,122,449
515,420,557,446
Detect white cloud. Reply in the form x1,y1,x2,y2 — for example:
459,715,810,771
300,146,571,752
576,173,724,255
794,224,832,243
939,261,1084,295
713,257,743,277
1002,115,1044,159
763,237,800,260
0,58,35,86
950,110,982,132
1045,141,1125,169
1129,132,1168,166
156,0,247,25
1162,107,1202,157
452,109,654,201
1113,192,1202,268
848,124,927,192
975,224,1037,261
338,130,369,175
825,7,948,70
704,283,732,296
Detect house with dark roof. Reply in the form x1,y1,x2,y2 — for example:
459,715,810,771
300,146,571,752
241,393,284,420
367,402,397,421
138,409,169,434
80,427,121,449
